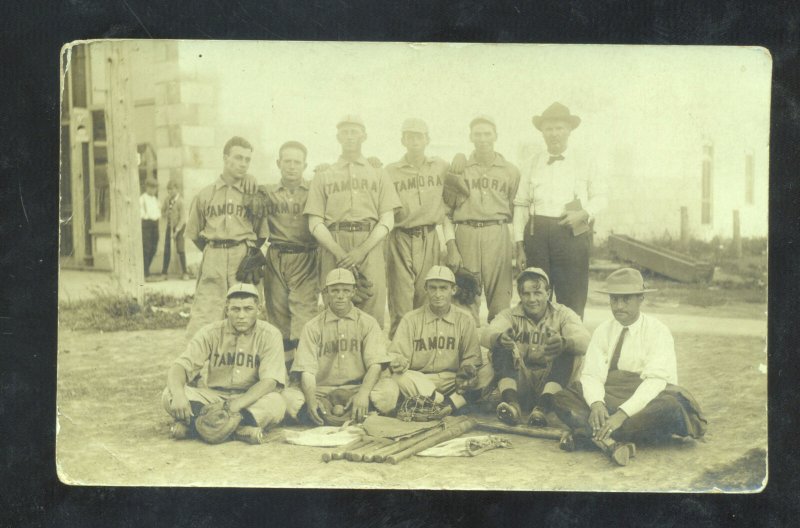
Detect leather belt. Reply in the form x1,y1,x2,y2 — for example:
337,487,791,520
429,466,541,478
207,239,245,248
397,224,435,237
453,219,508,228
269,242,316,254
329,221,373,232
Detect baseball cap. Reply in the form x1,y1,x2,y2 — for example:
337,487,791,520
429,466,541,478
337,114,366,130
517,267,550,286
424,265,456,284
226,282,260,299
469,114,497,129
401,118,429,135
325,268,357,287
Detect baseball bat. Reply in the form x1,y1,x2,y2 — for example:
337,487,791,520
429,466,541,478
386,417,477,465
322,436,369,462
363,419,460,463
345,437,391,462
475,421,567,440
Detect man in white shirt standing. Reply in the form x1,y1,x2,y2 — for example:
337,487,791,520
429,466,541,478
513,103,607,319
140,178,162,279
551,268,707,466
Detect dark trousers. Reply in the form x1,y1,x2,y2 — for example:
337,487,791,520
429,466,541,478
141,219,159,276
552,371,699,444
524,215,590,319
162,223,187,275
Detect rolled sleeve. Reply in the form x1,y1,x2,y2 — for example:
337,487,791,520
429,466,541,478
377,170,402,216
174,327,214,380
303,172,327,219
361,318,390,368
291,322,320,376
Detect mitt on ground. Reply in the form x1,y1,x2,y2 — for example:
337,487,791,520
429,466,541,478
236,246,267,284
397,395,452,422
195,401,243,444
451,266,482,306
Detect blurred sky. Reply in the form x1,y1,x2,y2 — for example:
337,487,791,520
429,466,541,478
176,41,771,187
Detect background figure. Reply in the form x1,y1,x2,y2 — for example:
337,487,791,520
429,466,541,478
140,178,161,278
513,102,607,319
161,180,189,280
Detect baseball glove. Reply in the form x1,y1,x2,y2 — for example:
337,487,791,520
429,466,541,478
351,270,375,305
397,395,452,422
442,170,471,209
317,388,353,426
452,266,481,306
454,364,479,393
236,246,267,284
194,401,243,444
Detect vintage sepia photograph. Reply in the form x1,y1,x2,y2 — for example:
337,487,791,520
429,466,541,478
56,40,769,491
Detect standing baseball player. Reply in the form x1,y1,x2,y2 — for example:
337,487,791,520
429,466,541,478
282,268,399,424
185,136,269,338
304,115,401,328
162,283,287,444
444,115,520,325
258,141,319,366
389,265,494,415
385,118,452,338
161,180,189,280
513,102,607,319
482,267,590,426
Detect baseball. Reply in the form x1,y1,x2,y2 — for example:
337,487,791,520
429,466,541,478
332,404,345,416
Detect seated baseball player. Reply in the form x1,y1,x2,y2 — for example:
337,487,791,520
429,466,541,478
482,267,590,427
551,268,707,465
162,283,287,444
389,265,494,416
282,268,399,425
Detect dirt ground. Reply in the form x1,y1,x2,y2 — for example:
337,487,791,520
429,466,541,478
56,301,767,492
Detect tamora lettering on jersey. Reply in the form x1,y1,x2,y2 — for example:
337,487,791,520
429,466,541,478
324,178,378,195
322,338,361,357
268,201,304,216
468,175,508,194
211,351,261,369
204,202,255,219
413,336,457,352
514,329,545,345
393,173,443,193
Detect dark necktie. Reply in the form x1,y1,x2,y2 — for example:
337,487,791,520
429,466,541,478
609,327,628,371
547,154,565,165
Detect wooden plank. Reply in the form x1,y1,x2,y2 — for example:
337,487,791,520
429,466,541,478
608,234,714,283
104,42,144,303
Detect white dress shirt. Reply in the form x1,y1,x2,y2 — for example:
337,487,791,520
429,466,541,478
580,312,678,418
140,193,161,221
512,148,607,242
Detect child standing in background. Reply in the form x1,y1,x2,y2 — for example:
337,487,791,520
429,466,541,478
162,180,189,280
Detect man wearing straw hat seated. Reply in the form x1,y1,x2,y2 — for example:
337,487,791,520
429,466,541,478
551,268,707,466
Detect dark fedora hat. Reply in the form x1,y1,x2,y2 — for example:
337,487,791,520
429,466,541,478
532,102,581,131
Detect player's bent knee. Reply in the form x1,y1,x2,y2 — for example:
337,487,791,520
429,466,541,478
281,387,305,418
370,380,400,414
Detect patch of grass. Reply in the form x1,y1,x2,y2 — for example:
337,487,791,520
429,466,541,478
59,287,193,332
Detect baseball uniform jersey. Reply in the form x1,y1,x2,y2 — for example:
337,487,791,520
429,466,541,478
162,318,287,428
261,180,320,345
283,306,399,416
451,152,520,324
304,156,402,327
385,155,449,337
482,300,590,409
389,304,494,398
185,177,270,338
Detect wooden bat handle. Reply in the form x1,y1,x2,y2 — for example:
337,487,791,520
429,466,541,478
386,417,477,465
366,418,469,462
322,436,369,462
475,421,567,440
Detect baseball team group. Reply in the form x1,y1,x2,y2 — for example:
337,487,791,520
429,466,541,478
158,102,707,466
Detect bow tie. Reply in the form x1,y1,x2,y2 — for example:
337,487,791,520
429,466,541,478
547,155,565,165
